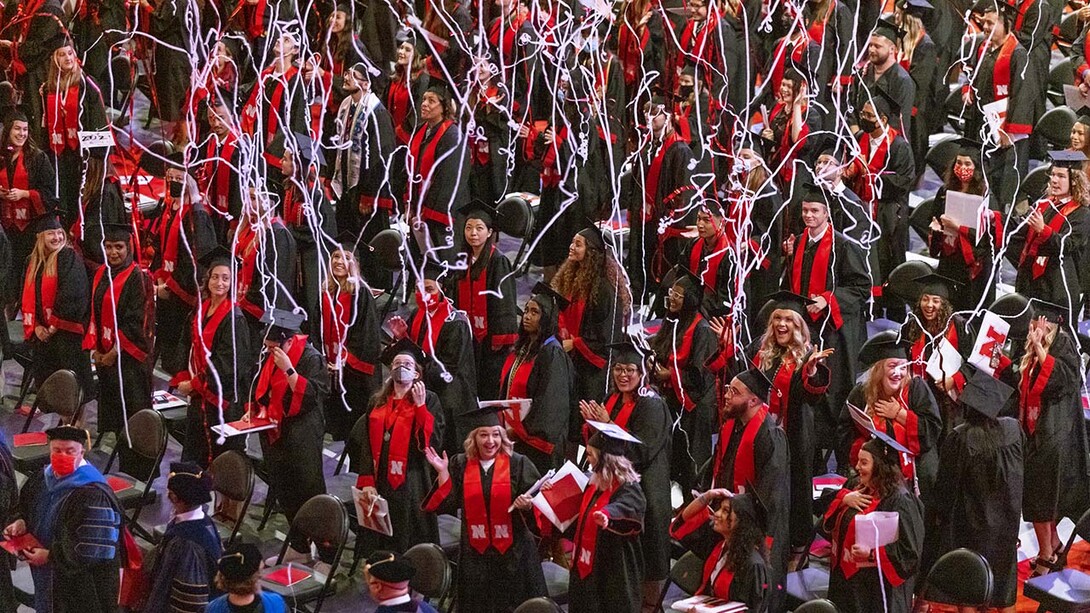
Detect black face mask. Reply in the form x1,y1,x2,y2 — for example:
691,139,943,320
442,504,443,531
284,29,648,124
168,180,183,198
678,85,694,99
859,118,878,133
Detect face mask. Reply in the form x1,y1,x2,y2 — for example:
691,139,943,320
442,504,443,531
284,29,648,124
954,165,975,183
859,118,878,133
678,84,694,98
168,180,183,198
585,36,599,53
393,365,415,384
50,453,77,477
415,290,440,310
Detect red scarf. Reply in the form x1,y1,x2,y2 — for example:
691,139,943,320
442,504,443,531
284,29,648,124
499,351,554,455
407,120,455,224
790,228,842,328
698,541,736,598
689,232,728,299
1019,355,1054,436
367,395,433,490
583,392,638,443
573,484,617,578
409,296,453,357
1020,199,1079,278
826,489,882,578
241,65,298,142
157,202,185,281
235,222,264,318
663,315,703,411
909,324,959,379
44,84,80,154
851,386,919,481
321,290,352,365
0,152,36,231
464,454,514,554
203,135,237,216
459,247,493,343
189,298,232,381
618,18,650,87
243,0,267,39
559,299,607,368
712,407,768,489
853,129,898,207
84,263,137,355
644,132,682,220
22,261,58,340
253,335,308,440
985,34,1018,100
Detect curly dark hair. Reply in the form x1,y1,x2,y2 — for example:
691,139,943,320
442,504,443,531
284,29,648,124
552,244,632,317
722,498,768,573
860,437,905,499
903,296,953,341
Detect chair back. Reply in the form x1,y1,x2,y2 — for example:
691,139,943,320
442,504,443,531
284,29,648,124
1017,164,1051,205
513,597,562,613
1068,505,1090,555
36,370,81,420
369,229,404,270
795,598,839,613
921,548,993,606
404,542,451,600
908,197,935,243
496,193,536,238
125,409,167,464
291,494,349,552
1035,106,1077,150
109,54,133,98
209,450,255,543
924,135,959,177
671,551,706,596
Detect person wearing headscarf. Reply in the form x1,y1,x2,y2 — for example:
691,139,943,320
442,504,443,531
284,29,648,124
421,406,546,611
143,462,223,613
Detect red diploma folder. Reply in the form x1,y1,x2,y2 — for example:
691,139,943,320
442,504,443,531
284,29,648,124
106,476,134,493
13,432,47,447
0,533,42,556
264,566,311,586
541,473,583,526
225,416,275,431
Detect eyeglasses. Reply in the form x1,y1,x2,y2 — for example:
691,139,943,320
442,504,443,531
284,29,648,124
612,365,640,375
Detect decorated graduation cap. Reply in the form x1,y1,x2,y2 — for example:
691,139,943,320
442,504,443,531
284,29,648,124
381,337,427,366
530,281,571,311
861,434,906,466
459,404,503,431
988,292,1032,340
586,419,641,456
871,17,906,43
218,543,263,581
914,272,959,301
735,367,773,403
1048,149,1088,169
260,308,306,342
365,550,416,583
1029,298,1068,324
168,461,213,506
608,339,646,368
46,425,90,448
859,329,910,366
759,290,816,321
576,223,606,251
959,367,1014,419
29,212,63,234
459,199,499,227
102,222,135,243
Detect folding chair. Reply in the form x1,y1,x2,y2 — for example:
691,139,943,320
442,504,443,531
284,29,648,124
514,597,563,613
259,494,349,613
1023,506,1090,612
919,548,993,608
404,542,452,606
104,409,167,542
12,370,82,474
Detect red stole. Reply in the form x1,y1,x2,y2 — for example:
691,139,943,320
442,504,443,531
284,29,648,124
22,261,60,340
253,335,308,429
853,129,898,207
663,315,704,411
44,84,80,154
826,489,882,578
759,356,797,427
499,351,554,455
698,541,736,598
690,232,728,292
409,299,454,357
458,247,493,343
0,152,34,231
386,77,411,141
84,263,136,354
189,299,232,381
321,290,353,367
986,34,1018,99
1020,199,1080,278
157,202,185,279
572,484,617,578
203,135,237,215
367,395,433,489
559,299,607,368
712,407,768,489
606,393,638,429
909,324,959,379
1019,355,1054,436
618,17,650,86
790,228,839,326
241,66,299,142
464,454,514,554
407,120,455,220
644,133,682,219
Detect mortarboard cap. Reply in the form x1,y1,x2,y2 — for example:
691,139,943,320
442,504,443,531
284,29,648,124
898,0,934,15
424,82,453,107
459,404,504,431
30,212,63,234
988,292,1032,340
260,308,306,342
797,181,831,206
697,197,726,218
819,143,849,164
46,425,90,448
1029,298,1068,324
381,337,427,366
759,290,816,322
102,222,135,243
608,340,646,368
872,17,906,43
914,272,959,301
365,550,416,583
861,435,905,466
198,244,236,270
953,137,983,163
728,489,769,533
1076,112,1090,128
586,420,641,456
289,131,326,167
530,281,571,311
1049,149,1088,169
884,260,935,303
336,230,361,252
459,200,498,227
959,367,1014,419
972,0,1020,18
736,368,773,403
864,86,902,121
576,224,606,251
168,461,213,506
369,228,404,270
218,543,262,581
740,130,777,160
859,330,909,366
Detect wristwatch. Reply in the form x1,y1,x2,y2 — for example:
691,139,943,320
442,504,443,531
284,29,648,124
285,367,296,377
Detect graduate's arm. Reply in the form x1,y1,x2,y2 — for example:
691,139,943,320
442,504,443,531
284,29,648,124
49,248,88,334
284,349,331,418
669,502,720,559
487,253,520,349
422,454,466,515
905,377,942,454
873,492,925,588
1003,47,1035,136
523,343,572,449
349,407,377,487
26,151,58,217
602,482,646,535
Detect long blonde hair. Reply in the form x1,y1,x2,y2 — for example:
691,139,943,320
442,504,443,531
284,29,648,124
898,13,925,64
1020,323,1058,373
463,426,515,459
863,359,905,410
43,47,83,94
324,247,363,294
26,231,65,285
590,450,641,490
757,309,811,371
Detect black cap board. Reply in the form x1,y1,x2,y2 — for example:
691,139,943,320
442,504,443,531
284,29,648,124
1049,149,1088,169
1077,112,1090,128
608,340,646,368
30,213,63,234
168,461,213,505
381,337,427,366
365,550,416,583
46,425,90,448
424,82,453,107
102,222,134,242
698,197,726,218
1029,298,1068,324
872,17,906,42
863,86,901,120
972,0,1020,18
729,489,769,533
736,368,773,403
914,272,959,301
954,137,983,164
218,544,262,581
861,435,905,466
859,330,909,366
199,244,236,269
586,419,641,456
884,260,935,303
577,224,606,251
898,0,934,15
530,281,571,311
797,181,830,206
460,403,504,431
260,308,306,341
988,292,1032,340
959,367,1014,419
759,290,816,321
459,200,498,227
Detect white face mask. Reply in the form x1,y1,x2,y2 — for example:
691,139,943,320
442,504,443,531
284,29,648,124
393,365,416,384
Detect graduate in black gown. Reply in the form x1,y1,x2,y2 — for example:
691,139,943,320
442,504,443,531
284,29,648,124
704,368,790,612
421,406,546,612
499,284,576,472
822,437,925,613
320,241,383,442
143,462,223,613
578,341,672,608
564,423,647,613
445,202,519,401
670,489,771,611
682,200,737,315
84,223,153,437
232,196,298,352
9,426,122,613
925,369,1023,610
388,268,477,452
349,339,445,554
248,309,329,560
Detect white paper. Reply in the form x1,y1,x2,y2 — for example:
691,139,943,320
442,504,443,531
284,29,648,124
925,337,964,382
152,391,187,411
1065,84,1090,112
531,460,589,531
78,130,114,149
210,421,277,438
846,403,913,455
491,397,531,422
352,487,393,536
968,311,1011,376
943,190,983,237
855,511,900,549
670,595,748,613
982,99,1008,144
508,468,555,512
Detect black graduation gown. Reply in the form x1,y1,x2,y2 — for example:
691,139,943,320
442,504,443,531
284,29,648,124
827,183,874,246
682,234,737,316
567,482,646,613
15,0,67,143
149,0,193,122
904,315,975,436
0,442,16,611
822,486,925,613
255,340,330,539
29,247,94,396
282,178,337,325
88,260,153,434
1,147,58,299
402,120,466,261
907,34,939,170
927,417,1023,607
408,306,478,453
1010,199,1090,320
927,188,1000,312
143,516,223,613
445,246,519,401
1012,0,1058,124
78,178,127,266
852,63,916,138
199,136,244,245
349,390,445,553
744,183,785,332
320,287,383,442
669,513,769,611
561,281,624,408
500,340,575,473
238,219,297,350
421,452,546,612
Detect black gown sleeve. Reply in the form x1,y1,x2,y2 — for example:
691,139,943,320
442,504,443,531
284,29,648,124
52,248,89,328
